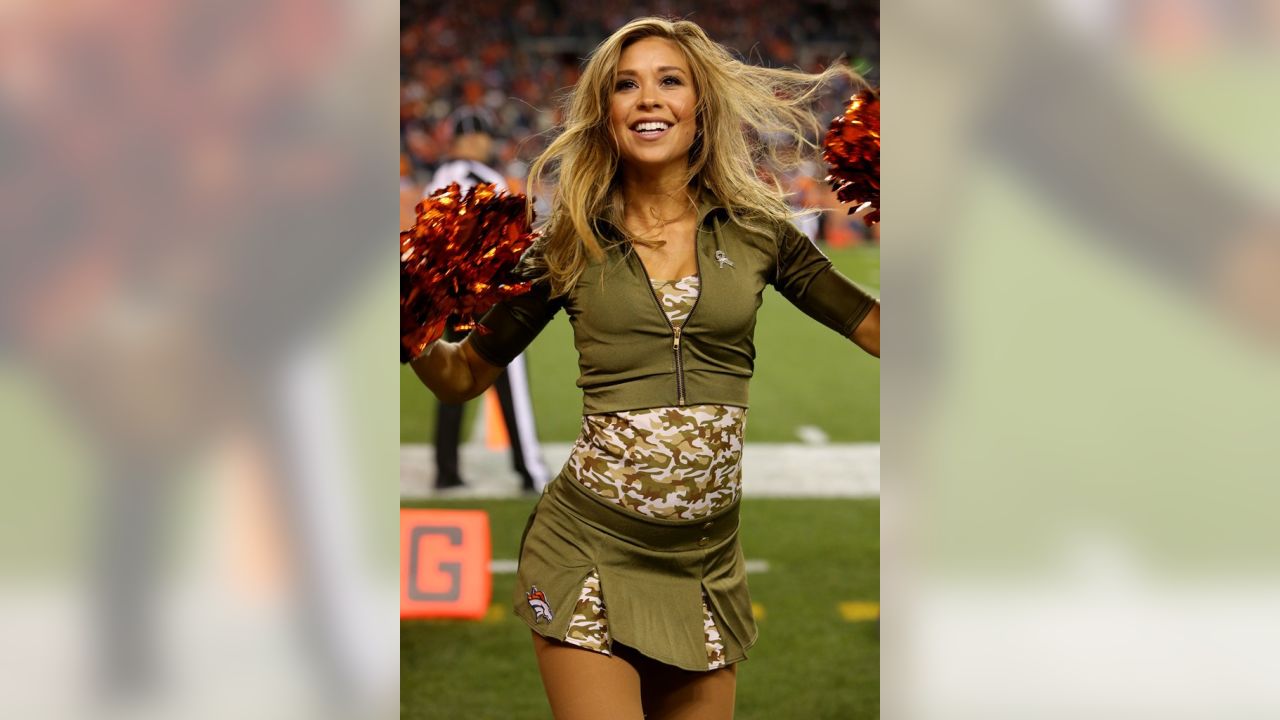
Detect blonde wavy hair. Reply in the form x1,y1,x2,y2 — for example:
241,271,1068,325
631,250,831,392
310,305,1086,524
526,16,866,297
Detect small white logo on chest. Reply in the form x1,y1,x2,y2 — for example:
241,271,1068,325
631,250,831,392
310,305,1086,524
714,250,734,269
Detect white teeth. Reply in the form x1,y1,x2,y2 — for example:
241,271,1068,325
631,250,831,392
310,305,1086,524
634,121,670,132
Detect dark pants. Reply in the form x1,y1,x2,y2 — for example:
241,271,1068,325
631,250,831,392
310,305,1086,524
434,324,543,490
434,366,540,490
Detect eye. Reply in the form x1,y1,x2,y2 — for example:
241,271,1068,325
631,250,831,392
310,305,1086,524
614,78,637,91
661,75,683,86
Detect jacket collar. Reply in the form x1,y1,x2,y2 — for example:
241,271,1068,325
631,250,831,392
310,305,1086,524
696,197,729,227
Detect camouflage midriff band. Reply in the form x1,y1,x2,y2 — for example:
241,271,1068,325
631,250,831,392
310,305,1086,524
552,467,741,552
569,404,745,520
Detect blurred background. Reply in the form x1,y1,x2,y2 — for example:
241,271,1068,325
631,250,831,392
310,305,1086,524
399,2,881,718
4,0,1279,717
1,0,399,717
883,0,1280,717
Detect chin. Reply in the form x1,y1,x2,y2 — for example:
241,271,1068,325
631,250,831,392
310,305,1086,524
624,150,691,170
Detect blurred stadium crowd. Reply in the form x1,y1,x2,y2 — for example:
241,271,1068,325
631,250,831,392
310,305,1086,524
400,0,880,245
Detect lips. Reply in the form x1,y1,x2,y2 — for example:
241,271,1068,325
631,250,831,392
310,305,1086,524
629,119,673,140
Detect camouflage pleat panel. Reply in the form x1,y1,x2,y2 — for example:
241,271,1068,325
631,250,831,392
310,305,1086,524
704,595,726,669
567,276,749,520
562,570,610,654
562,569,727,669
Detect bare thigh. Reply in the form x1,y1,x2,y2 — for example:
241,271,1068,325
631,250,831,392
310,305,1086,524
532,632,645,720
619,644,738,720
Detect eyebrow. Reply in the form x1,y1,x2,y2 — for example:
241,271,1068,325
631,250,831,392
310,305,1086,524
616,66,687,76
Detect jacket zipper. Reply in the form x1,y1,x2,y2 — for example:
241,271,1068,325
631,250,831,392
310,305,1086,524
672,325,684,404
630,234,703,406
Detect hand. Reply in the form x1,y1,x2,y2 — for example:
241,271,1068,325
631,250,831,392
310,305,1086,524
403,317,447,364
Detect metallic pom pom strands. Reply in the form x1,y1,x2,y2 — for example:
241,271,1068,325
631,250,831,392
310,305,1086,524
822,88,880,226
400,182,537,363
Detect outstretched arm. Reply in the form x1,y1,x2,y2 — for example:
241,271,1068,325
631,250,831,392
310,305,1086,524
850,303,879,358
773,222,880,354
410,337,504,403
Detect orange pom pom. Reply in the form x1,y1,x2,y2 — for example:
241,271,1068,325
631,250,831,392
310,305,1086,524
400,183,537,363
823,88,880,226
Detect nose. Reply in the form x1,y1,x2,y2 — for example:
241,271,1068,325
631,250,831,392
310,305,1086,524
637,86,661,110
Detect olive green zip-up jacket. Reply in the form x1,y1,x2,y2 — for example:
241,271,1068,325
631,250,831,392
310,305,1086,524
471,202,877,415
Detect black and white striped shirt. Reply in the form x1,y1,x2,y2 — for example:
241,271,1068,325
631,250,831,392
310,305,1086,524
427,159,507,196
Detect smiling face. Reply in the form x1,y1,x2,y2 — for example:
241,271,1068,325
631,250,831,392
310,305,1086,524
608,36,698,176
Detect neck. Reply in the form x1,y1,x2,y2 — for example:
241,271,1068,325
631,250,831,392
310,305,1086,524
619,163,695,228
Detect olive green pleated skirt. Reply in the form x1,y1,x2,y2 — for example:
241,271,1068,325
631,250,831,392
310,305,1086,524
512,468,757,672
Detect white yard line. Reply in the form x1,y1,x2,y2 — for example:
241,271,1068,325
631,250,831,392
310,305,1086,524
401,443,879,500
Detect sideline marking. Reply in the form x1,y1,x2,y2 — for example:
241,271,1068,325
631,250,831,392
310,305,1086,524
489,560,520,574
795,425,829,444
838,601,880,622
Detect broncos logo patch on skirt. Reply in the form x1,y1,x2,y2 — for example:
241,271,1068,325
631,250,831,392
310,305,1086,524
526,585,554,623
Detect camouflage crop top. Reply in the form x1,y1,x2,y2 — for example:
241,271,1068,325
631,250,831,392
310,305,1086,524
567,276,746,520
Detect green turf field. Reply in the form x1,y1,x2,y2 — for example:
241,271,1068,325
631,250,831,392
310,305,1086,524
401,496,880,719
401,246,880,444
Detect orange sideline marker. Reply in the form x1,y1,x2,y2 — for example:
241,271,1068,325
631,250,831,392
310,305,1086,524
401,509,491,619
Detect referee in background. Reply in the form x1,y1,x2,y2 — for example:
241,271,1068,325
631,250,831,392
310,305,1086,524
427,107,550,494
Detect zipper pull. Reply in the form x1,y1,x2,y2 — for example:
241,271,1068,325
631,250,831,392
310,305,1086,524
673,325,682,349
